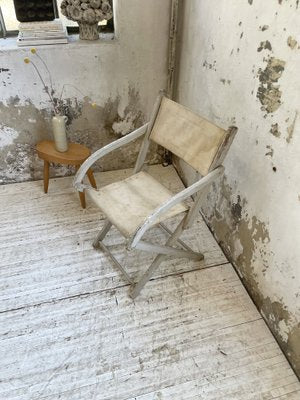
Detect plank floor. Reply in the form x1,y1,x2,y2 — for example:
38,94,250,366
0,165,299,400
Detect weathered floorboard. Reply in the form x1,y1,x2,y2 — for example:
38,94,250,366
0,165,299,400
0,166,226,311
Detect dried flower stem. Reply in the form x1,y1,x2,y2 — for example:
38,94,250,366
59,83,87,101
35,53,54,95
30,60,59,114
25,50,95,116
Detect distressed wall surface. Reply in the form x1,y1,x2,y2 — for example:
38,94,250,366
175,0,300,376
0,0,171,183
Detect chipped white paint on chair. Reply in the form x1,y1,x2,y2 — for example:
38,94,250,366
74,94,237,298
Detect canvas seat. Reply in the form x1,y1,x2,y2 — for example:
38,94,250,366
87,171,187,237
74,93,237,298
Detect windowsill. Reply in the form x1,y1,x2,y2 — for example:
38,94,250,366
0,32,115,51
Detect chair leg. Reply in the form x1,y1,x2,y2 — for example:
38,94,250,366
97,241,134,285
93,220,112,248
93,220,133,285
130,218,186,299
130,253,167,299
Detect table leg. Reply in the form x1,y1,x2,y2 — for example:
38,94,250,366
87,168,97,189
44,161,50,193
78,191,86,209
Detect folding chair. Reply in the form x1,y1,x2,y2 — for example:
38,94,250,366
74,94,237,298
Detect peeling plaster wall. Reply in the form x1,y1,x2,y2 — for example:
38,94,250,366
0,0,171,183
175,0,300,376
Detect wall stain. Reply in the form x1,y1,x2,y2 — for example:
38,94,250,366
287,324,300,373
0,97,50,184
203,60,217,71
265,145,274,157
257,57,286,113
0,87,162,184
202,177,300,377
287,36,298,49
261,298,300,374
257,40,272,52
286,111,298,143
220,79,231,85
259,25,269,31
248,0,253,4
270,123,281,137
203,178,270,283
231,194,244,224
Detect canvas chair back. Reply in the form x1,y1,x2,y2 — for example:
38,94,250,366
150,97,237,176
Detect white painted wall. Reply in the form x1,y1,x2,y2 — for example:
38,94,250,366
0,0,171,182
175,0,300,375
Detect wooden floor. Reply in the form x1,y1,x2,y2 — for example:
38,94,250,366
0,165,299,400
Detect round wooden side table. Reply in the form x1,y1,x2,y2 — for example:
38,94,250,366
36,140,97,209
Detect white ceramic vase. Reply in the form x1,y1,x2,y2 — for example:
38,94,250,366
52,115,68,152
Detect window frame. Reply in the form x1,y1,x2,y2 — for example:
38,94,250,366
0,1,114,39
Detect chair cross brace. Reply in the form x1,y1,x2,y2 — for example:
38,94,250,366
159,223,195,252
96,240,135,285
135,241,203,260
92,217,203,298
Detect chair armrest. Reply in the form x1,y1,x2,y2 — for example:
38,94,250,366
73,123,149,192
129,166,224,248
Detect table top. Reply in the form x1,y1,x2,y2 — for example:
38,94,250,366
36,141,91,165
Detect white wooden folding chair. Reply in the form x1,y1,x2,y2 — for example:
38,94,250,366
74,94,237,298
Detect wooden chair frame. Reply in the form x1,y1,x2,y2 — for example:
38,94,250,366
74,94,237,298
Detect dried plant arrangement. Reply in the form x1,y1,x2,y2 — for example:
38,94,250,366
24,48,96,151
24,48,96,115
